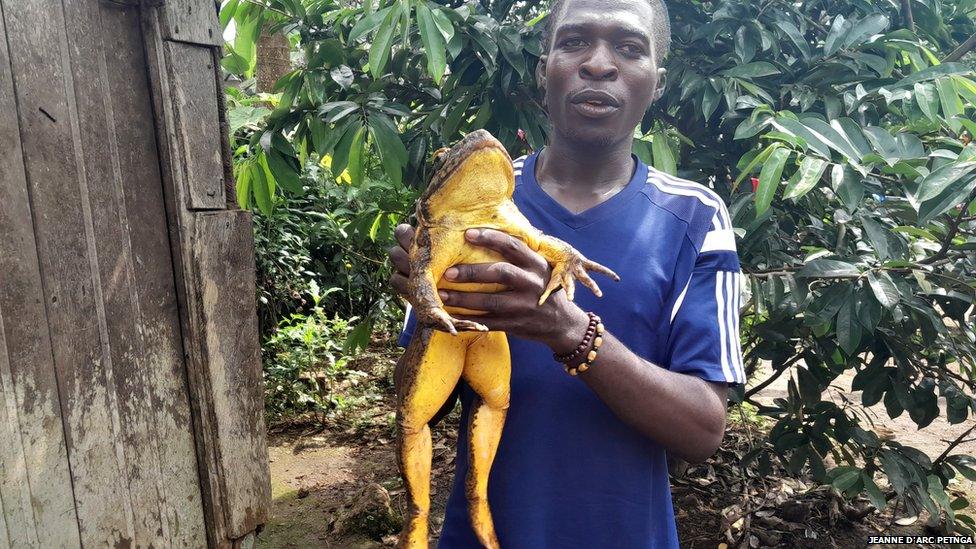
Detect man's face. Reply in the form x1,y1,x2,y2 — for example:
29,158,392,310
537,0,664,148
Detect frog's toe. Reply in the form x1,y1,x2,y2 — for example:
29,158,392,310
538,274,564,306
453,318,489,332
583,258,620,281
573,264,604,298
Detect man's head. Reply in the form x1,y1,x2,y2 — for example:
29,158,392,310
536,0,671,148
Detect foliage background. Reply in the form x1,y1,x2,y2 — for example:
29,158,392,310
221,0,976,535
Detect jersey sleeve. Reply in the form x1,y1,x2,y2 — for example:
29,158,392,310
398,304,417,348
665,214,745,385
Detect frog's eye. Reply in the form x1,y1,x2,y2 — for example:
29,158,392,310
431,147,450,171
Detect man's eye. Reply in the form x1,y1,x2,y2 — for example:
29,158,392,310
620,44,644,56
562,38,586,48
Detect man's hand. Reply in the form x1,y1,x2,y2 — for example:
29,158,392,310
387,224,588,353
388,224,414,298
439,228,589,352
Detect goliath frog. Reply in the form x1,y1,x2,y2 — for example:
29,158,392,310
395,129,618,548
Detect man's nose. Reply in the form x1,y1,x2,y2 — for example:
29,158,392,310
579,42,618,80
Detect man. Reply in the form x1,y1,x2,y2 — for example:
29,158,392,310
388,0,745,546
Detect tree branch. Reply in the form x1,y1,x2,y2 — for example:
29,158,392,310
744,353,804,399
902,0,916,33
932,423,976,468
944,33,976,63
920,190,976,265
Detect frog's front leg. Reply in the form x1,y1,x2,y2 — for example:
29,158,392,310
497,203,620,304
408,226,489,334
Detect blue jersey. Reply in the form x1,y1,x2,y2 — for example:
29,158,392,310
399,149,744,548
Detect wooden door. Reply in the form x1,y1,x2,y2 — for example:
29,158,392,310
0,1,208,546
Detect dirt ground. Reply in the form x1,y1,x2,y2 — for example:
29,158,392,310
255,356,975,548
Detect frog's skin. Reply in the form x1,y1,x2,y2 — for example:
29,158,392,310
396,129,619,549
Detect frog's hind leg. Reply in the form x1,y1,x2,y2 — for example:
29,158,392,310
460,332,511,549
397,329,466,548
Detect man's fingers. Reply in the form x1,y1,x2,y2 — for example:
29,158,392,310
465,228,544,271
388,245,410,277
439,289,511,314
394,223,415,250
444,261,542,290
390,272,410,297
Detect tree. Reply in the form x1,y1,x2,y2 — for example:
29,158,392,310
221,0,976,534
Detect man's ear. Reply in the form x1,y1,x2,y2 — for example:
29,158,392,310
652,67,667,102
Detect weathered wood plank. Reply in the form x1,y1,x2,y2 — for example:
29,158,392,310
141,11,231,547
161,0,222,46
167,41,227,210
55,1,209,547
0,2,82,546
2,0,134,545
194,211,272,538
0,313,35,549
96,4,207,546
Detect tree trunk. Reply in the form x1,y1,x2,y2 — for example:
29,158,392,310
256,31,291,93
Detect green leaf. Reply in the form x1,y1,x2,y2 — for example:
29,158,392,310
936,78,964,133
368,115,408,186
918,176,976,225
861,217,891,260
915,161,976,203
867,271,900,309
843,14,889,48
915,82,939,121
346,125,366,186
771,117,832,159
784,157,828,200
755,147,790,216
734,143,779,190
235,163,251,210
773,19,811,60
832,468,861,492
798,259,859,278
219,0,240,29
863,474,887,510
348,5,393,42
837,298,861,354
417,3,447,84
832,164,864,211
721,62,779,79
430,8,455,42
651,130,677,175
266,149,302,194
251,156,274,216
890,63,972,89
368,211,384,242
331,120,362,176
824,14,852,56
368,8,398,78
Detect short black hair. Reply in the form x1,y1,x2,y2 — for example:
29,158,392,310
542,0,672,65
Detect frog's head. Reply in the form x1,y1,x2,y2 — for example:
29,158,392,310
420,130,515,213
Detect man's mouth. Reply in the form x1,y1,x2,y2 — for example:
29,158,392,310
569,90,621,118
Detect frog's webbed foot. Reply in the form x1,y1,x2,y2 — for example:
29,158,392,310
539,248,620,305
417,306,489,335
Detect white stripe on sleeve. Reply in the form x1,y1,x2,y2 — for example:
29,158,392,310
724,271,739,383
670,275,692,323
700,228,737,253
732,272,746,382
715,271,734,382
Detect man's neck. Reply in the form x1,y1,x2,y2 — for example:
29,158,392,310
535,136,636,214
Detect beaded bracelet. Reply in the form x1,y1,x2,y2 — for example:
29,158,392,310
553,312,600,364
567,320,604,376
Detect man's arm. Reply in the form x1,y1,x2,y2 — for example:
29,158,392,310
550,307,728,463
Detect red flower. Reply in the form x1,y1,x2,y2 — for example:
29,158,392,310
751,176,760,193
